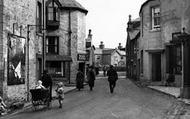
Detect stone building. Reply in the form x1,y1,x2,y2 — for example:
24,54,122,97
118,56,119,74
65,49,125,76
126,15,140,80
0,0,42,101
139,0,190,87
43,0,88,83
94,42,126,69
0,0,88,101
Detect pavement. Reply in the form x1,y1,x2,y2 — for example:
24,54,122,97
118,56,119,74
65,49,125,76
131,79,190,119
1,84,77,118
148,86,181,98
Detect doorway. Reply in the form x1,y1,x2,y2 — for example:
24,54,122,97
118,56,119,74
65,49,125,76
152,53,161,81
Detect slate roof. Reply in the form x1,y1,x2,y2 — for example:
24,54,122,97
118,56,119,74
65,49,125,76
117,50,126,56
59,0,88,14
102,49,115,55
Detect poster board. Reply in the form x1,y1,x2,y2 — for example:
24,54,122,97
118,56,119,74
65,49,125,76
7,34,26,85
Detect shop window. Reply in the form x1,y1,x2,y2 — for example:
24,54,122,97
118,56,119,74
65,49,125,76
46,61,65,77
166,45,182,74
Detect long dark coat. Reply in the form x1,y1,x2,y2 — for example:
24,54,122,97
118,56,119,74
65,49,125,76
107,68,118,83
87,69,95,87
41,73,53,100
76,71,84,89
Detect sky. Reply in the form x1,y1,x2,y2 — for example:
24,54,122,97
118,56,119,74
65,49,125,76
77,0,147,48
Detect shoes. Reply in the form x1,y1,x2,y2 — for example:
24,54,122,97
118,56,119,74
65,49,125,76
59,105,62,108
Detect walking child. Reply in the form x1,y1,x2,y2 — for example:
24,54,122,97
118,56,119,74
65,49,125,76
55,82,64,108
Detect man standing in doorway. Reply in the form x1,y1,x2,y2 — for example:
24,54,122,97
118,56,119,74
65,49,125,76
107,65,118,93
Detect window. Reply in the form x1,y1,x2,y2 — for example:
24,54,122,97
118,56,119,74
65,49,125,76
47,0,59,21
151,6,160,29
46,61,66,77
37,2,42,33
46,36,59,54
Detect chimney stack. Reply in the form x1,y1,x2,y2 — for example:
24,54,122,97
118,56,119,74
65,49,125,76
99,41,104,49
86,29,92,48
118,43,122,50
88,29,92,39
127,15,133,32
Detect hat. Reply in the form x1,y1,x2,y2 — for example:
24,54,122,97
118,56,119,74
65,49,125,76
110,65,113,68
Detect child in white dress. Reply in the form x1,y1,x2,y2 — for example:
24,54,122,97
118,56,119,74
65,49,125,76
35,80,46,89
55,82,64,108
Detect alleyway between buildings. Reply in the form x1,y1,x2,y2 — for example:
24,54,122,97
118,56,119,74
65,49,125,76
2,74,190,119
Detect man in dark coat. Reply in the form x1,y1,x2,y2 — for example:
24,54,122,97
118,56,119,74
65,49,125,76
76,69,84,91
41,70,53,101
107,65,118,93
87,66,96,91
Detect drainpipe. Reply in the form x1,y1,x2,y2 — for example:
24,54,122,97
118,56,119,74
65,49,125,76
42,0,46,73
26,25,30,101
68,9,72,84
181,42,184,98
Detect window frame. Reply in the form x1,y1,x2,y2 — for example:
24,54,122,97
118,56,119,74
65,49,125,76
46,36,59,54
151,6,160,30
46,0,60,22
46,61,66,77
37,1,42,33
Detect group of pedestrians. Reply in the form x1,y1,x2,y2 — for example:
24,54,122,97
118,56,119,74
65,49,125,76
76,65,118,93
76,65,96,91
32,64,118,109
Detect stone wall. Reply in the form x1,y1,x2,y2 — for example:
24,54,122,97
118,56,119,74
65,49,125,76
0,0,4,96
2,0,38,100
50,9,87,83
139,0,190,85
139,0,162,81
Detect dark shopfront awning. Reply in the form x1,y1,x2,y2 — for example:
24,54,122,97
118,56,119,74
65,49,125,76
36,54,72,62
46,55,72,62
145,48,165,53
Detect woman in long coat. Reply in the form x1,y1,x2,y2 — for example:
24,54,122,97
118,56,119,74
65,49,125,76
87,66,95,91
76,69,84,91
107,65,118,93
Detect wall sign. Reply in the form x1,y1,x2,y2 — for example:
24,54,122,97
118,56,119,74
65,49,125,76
77,54,89,61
